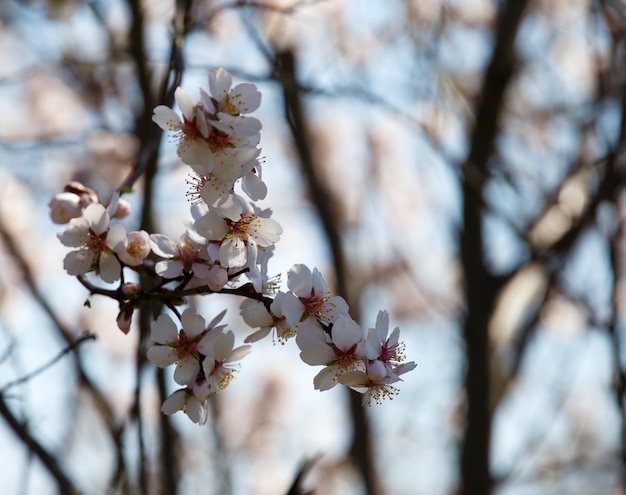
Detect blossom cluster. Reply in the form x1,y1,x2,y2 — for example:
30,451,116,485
50,68,415,423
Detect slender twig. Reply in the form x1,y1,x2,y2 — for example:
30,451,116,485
0,393,79,494
1,332,95,393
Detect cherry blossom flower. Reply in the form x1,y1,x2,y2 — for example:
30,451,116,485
49,192,84,224
299,316,367,390
240,292,295,344
187,146,261,206
146,308,226,386
114,230,150,266
161,387,209,425
202,329,251,393
57,203,125,283
194,194,283,269
152,87,211,168
150,228,216,279
201,67,261,116
280,264,350,344
365,310,409,374
339,360,417,406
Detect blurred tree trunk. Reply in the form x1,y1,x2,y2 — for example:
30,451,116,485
459,1,529,493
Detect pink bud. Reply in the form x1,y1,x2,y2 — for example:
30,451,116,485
112,198,132,219
116,303,134,334
121,282,142,298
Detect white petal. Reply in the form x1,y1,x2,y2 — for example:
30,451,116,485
230,83,261,113
313,367,339,391
240,299,274,328
226,344,251,363
300,342,335,366
181,307,206,337
331,316,363,351
146,345,177,367
151,314,178,343
194,213,229,240
209,67,232,100
149,233,178,257
250,217,282,246
161,389,187,415
287,264,314,297
99,253,121,283
63,249,94,276
84,203,109,234
155,260,184,278
174,358,199,386
152,106,181,130
174,87,195,120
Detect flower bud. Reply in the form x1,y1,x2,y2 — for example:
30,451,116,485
49,192,83,224
366,359,388,382
112,197,132,219
116,302,134,334
121,282,142,298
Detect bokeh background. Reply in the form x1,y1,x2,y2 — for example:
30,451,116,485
1,0,625,494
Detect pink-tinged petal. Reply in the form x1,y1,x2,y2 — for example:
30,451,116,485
49,192,82,224
209,67,232,100
313,367,339,391
230,83,261,113
174,357,199,386
149,234,178,257
174,87,195,120
181,308,206,337
99,253,121,283
152,106,181,130
366,359,388,382
84,203,110,234
146,345,177,367
63,249,94,276
194,213,229,240
331,316,363,351
387,327,401,348
155,260,184,278
300,342,335,366
161,389,187,415
151,314,178,343
279,292,305,325
226,344,251,363
206,265,228,291
287,264,313,297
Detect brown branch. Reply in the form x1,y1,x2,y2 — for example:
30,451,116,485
0,393,78,494
274,48,379,495
459,1,530,494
